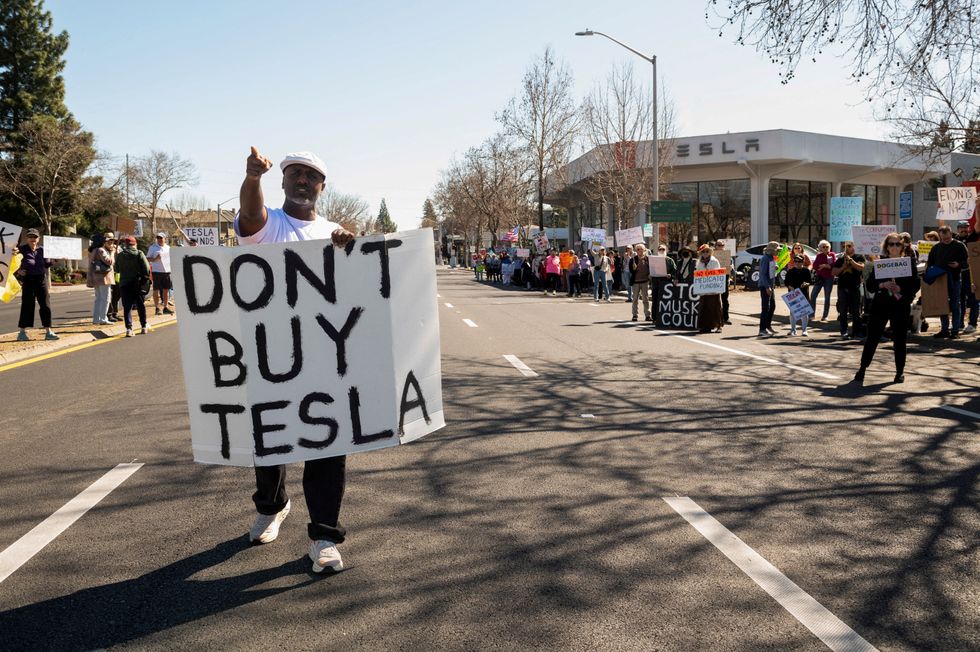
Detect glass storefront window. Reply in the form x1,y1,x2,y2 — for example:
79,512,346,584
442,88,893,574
768,179,830,246
665,179,750,248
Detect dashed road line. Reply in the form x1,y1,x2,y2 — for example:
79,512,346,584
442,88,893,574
663,497,878,652
937,405,980,420
0,462,144,584
656,331,840,380
445,302,454,308
463,319,478,328
503,354,538,377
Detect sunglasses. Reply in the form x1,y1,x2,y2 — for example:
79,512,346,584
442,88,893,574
886,241,903,247
27,235,39,239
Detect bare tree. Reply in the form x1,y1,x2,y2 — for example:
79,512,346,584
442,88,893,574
129,150,198,235
498,46,580,230
315,184,371,233
709,1,980,158
168,192,211,212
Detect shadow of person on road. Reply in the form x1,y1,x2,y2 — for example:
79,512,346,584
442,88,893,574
0,536,325,651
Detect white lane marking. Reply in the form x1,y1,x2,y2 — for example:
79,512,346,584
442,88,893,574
0,462,144,584
664,497,878,652
503,354,538,377
444,302,454,308
938,405,980,420
463,319,478,328
657,332,840,380
580,414,595,419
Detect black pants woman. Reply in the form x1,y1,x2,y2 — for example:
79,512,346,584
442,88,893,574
854,235,920,384
120,281,147,332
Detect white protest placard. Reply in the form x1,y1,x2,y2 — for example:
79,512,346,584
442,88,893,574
0,219,23,285
874,257,912,279
693,268,726,295
516,248,530,258
782,288,814,320
133,219,144,238
829,197,863,241
936,186,977,223
722,238,736,255
533,231,549,253
649,256,669,277
580,227,606,244
42,235,83,260
171,228,445,466
614,226,645,247
642,223,654,238
916,241,935,257
183,226,219,246
851,225,894,255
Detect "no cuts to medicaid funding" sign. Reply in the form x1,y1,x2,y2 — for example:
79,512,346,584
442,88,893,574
172,228,445,466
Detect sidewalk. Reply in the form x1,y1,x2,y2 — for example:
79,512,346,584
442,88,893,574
726,286,980,354
0,298,177,367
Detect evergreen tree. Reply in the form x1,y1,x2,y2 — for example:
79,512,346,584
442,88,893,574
375,198,397,233
963,118,980,154
420,197,439,229
0,0,70,147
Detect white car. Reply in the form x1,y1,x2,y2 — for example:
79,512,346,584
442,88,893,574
734,243,819,285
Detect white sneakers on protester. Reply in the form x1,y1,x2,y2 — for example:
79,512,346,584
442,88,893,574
309,539,345,573
249,500,290,544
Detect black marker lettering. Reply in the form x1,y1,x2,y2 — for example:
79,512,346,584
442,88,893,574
315,307,364,376
360,239,402,298
207,330,246,387
256,316,303,383
230,253,274,311
184,256,223,313
200,403,245,460
398,370,431,435
349,386,393,445
297,392,339,450
285,246,335,307
251,400,293,456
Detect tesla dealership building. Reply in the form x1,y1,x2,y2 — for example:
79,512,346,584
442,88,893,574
547,129,980,249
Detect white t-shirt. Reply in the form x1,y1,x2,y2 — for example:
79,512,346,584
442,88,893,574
235,207,341,245
146,243,171,273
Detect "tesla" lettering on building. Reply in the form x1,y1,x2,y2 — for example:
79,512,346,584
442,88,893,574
676,139,760,158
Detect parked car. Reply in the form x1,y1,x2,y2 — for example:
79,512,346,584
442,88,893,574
734,243,819,285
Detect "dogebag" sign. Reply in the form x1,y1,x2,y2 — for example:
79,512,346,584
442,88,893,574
172,228,445,466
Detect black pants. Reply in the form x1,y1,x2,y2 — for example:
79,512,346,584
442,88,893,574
837,285,862,336
18,275,51,329
721,286,730,321
860,296,910,375
108,284,120,317
759,288,776,331
120,282,147,329
254,456,347,543
567,273,579,296
547,272,560,292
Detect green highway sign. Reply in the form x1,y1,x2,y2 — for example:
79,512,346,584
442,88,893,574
649,200,693,223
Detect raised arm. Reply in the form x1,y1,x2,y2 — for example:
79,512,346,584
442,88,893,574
237,146,273,238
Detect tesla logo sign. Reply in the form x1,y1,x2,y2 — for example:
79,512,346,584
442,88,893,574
676,138,760,157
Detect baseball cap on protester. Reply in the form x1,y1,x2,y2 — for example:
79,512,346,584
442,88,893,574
121,236,137,245
279,151,327,178
156,232,167,238
26,228,39,236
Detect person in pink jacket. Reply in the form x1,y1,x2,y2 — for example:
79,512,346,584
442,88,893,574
544,249,561,295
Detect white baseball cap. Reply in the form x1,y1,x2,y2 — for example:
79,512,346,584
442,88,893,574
280,151,327,178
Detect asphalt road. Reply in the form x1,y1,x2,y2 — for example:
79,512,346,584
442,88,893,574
0,268,977,651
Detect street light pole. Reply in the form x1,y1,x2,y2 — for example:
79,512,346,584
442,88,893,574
216,195,237,246
575,29,659,245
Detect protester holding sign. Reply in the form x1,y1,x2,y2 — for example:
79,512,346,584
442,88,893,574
114,236,151,337
629,244,652,322
757,241,779,337
785,255,812,336
566,251,581,297
832,242,865,339
955,220,978,333
234,147,356,573
695,245,724,333
593,248,612,302
713,239,733,325
854,234,921,384
15,229,58,341
809,240,836,321
926,225,969,339
86,233,115,325
146,233,173,316
622,245,634,302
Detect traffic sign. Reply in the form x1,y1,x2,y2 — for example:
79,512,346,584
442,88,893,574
649,200,693,223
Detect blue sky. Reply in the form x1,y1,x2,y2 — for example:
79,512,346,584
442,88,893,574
48,0,884,227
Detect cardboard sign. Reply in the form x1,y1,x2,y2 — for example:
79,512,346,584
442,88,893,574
516,248,530,258
183,226,219,246
42,235,84,260
829,197,863,241
649,256,669,277
936,186,977,223
559,251,571,269
920,274,949,318
782,288,815,321
916,241,935,257
969,242,980,299
134,219,144,238
0,219,23,285
873,257,912,279
614,226,645,247
851,225,895,255
532,231,549,253
171,228,445,466
580,227,606,244
693,268,726,295
657,280,699,329
714,250,732,270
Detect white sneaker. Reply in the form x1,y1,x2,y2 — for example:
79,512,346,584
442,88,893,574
965,324,977,334
140,325,151,334
249,500,290,544
309,539,344,573
125,328,134,338
790,328,797,336
802,329,809,337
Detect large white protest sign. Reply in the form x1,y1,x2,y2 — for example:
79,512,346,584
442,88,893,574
829,197,863,241
614,226,645,247
874,257,912,279
580,227,606,244
533,231,549,253
936,186,977,223
693,268,726,295
172,228,444,466
43,235,83,260
851,225,894,255
782,288,814,321
649,255,669,277
0,219,23,285
183,226,219,246
516,248,530,258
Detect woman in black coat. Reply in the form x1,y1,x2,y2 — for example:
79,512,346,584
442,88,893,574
854,233,921,384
